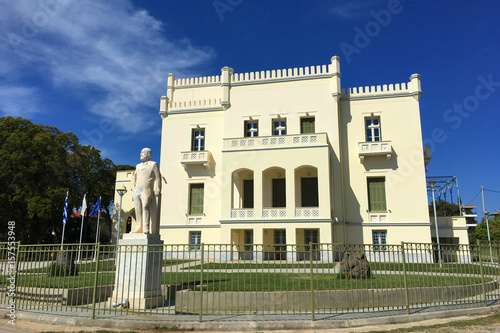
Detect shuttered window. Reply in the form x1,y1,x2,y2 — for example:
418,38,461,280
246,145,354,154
301,117,315,134
189,184,204,215
301,177,318,207
272,178,286,207
367,178,387,212
243,179,254,208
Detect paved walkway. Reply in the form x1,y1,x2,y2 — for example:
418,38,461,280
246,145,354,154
1,301,499,332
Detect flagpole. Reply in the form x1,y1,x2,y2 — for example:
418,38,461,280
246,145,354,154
61,191,68,251
93,197,101,261
77,194,87,263
61,224,66,250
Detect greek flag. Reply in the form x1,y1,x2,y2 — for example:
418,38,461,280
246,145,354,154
62,191,68,225
90,197,101,217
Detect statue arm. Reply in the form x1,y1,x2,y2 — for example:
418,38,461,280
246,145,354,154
153,162,161,195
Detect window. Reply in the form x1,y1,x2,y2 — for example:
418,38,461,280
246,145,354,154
189,184,204,215
367,177,387,212
243,179,254,208
365,117,381,142
244,120,258,137
272,178,286,207
373,231,387,251
300,117,315,134
189,231,201,251
191,128,205,151
272,118,286,136
301,177,318,207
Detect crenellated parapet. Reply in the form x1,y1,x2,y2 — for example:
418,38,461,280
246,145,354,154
160,56,343,115
342,73,422,101
174,75,221,87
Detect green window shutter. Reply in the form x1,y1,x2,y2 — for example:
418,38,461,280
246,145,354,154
189,184,204,215
243,179,254,208
368,178,386,212
301,118,315,134
272,178,286,207
301,177,319,207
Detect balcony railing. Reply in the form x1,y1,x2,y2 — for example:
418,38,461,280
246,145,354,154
223,133,328,151
180,150,213,168
358,141,392,163
230,208,322,220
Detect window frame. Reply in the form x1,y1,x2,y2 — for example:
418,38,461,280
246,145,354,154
191,128,205,151
365,117,381,142
244,120,259,137
272,118,287,136
367,177,387,212
300,116,315,134
373,230,387,251
189,231,201,251
188,183,205,216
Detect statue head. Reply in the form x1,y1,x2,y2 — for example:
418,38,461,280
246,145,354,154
140,148,152,162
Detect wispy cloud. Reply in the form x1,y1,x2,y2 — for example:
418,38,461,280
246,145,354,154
329,0,386,20
0,85,39,117
0,0,214,133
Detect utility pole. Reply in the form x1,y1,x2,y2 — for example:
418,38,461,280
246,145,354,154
481,185,494,263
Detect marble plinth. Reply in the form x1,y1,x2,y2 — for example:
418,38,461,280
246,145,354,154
111,233,164,309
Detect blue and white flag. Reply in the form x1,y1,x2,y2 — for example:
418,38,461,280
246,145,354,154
62,191,68,225
90,197,101,217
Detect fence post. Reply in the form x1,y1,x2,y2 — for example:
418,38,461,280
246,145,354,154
477,240,487,307
13,241,21,312
91,243,100,319
310,242,315,321
199,243,204,323
401,242,410,315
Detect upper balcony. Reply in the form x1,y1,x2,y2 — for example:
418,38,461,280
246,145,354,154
358,141,392,163
223,133,329,152
180,150,213,169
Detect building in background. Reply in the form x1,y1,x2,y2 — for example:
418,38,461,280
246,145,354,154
114,56,434,257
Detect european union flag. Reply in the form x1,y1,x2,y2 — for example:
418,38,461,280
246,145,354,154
90,197,101,217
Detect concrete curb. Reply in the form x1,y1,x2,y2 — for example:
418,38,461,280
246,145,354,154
1,305,499,331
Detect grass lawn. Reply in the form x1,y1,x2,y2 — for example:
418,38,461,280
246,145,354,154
2,270,487,291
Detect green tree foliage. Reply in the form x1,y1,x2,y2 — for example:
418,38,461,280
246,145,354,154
474,214,500,242
0,117,119,244
428,200,461,217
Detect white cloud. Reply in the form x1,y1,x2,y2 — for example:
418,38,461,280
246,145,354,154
0,85,39,117
0,0,214,132
329,0,386,20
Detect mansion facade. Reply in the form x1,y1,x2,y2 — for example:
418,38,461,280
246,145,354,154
114,56,456,253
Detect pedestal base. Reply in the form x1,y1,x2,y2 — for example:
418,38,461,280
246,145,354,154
111,233,164,309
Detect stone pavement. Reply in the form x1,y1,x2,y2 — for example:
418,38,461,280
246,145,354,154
1,301,499,332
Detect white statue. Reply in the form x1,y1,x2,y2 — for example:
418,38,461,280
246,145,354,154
131,148,161,234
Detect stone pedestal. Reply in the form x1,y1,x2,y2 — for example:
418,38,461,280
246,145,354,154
111,233,164,309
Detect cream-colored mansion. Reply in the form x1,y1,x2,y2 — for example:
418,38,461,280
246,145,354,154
114,56,468,251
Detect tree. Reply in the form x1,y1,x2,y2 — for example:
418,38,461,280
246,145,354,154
474,214,500,242
428,200,461,217
0,117,117,244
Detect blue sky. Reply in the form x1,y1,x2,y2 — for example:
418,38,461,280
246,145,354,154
1,0,499,218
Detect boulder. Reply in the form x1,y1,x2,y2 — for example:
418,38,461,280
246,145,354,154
339,252,371,279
